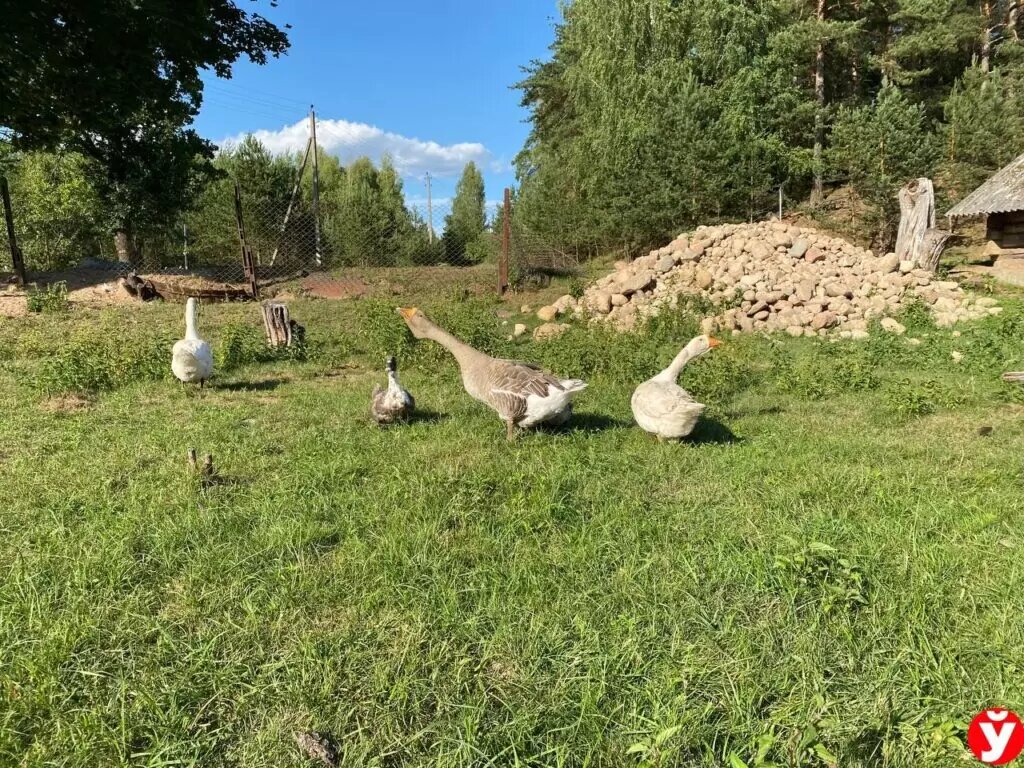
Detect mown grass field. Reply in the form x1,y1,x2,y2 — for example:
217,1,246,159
1,278,1023,767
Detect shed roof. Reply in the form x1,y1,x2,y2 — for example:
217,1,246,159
947,152,1024,218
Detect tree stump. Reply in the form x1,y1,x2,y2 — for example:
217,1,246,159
895,178,936,269
919,228,952,273
262,302,294,347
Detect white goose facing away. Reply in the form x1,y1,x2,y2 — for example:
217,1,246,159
631,334,721,440
371,355,415,424
398,307,587,439
171,297,213,388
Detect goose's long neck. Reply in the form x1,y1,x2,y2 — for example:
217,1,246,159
386,369,402,393
185,302,200,340
422,323,489,370
657,343,698,383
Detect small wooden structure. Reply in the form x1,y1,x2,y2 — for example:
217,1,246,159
261,301,303,347
947,152,1024,265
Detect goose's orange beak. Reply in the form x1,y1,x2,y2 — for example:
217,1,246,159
708,336,722,348
398,307,417,320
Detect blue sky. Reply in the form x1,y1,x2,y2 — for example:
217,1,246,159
194,1,561,218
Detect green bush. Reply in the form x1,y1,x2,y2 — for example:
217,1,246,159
26,282,69,314
216,322,306,372
775,342,879,400
36,329,171,395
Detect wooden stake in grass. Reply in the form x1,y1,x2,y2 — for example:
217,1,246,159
187,448,198,471
1003,371,1024,383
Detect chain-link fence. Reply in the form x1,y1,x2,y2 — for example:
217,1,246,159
0,172,580,304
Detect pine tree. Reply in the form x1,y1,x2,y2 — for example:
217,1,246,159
443,162,486,264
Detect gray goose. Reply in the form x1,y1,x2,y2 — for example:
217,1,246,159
398,307,586,439
371,355,415,424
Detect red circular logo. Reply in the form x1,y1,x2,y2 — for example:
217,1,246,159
968,710,1024,765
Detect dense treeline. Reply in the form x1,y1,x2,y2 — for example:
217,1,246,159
514,0,1024,253
0,138,490,272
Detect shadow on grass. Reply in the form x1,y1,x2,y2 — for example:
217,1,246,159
687,417,742,445
371,409,450,427
215,378,290,392
533,412,632,435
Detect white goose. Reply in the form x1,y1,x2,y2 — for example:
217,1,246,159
631,335,721,440
171,297,213,388
371,355,415,424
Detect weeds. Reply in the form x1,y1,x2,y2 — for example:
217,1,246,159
26,281,69,313
775,540,869,614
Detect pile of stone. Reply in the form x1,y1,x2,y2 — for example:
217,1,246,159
561,221,1001,337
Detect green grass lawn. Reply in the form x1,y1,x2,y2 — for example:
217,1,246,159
1,288,1022,767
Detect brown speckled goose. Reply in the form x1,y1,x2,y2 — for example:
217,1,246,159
398,307,587,439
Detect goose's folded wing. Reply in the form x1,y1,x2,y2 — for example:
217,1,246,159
634,386,705,420
487,363,565,420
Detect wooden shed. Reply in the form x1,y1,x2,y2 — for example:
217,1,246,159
947,152,1024,264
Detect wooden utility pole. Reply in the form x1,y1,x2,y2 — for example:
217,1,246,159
498,187,511,296
183,223,189,270
234,182,259,298
309,105,322,267
269,135,312,268
811,0,826,207
425,172,434,244
0,176,26,286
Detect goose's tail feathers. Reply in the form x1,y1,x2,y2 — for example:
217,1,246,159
560,379,588,393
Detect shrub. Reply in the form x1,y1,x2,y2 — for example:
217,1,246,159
883,378,964,418
35,330,171,394
216,322,306,372
26,282,69,314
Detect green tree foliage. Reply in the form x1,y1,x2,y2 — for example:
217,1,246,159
829,86,938,245
515,0,1024,253
443,162,487,264
939,66,1024,203
0,1,289,263
2,150,104,271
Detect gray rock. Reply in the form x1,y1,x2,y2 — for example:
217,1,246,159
611,293,629,307
811,311,837,330
618,270,655,295
878,253,900,273
536,305,558,322
789,239,810,259
512,323,527,337
533,322,570,341
655,254,675,273
880,317,906,335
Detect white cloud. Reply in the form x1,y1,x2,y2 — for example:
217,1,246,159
219,118,497,178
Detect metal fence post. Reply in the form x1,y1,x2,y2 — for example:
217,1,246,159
1,176,27,286
234,182,259,299
499,187,511,296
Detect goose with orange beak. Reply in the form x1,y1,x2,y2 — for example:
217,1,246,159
631,335,721,440
398,306,587,440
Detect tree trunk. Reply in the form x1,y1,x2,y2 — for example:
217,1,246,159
114,226,137,265
811,0,827,207
895,178,937,268
982,0,992,74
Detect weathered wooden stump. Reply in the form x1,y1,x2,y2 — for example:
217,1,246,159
261,302,294,347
